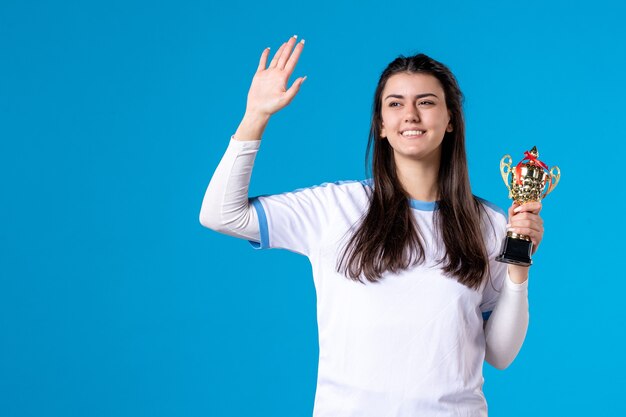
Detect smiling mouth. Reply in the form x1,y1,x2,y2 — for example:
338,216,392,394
401,130,426,137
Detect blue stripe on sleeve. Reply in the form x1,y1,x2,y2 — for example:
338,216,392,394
248,197,269,249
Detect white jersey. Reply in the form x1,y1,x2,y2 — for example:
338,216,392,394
248,179,508,417
199,137,529,417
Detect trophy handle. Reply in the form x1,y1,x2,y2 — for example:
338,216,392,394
500,155,513,198
542,165,561,199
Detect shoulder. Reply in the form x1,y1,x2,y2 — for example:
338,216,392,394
294,178,372,193
474,196,508,252
474,195,507,222
474,196,507,236
282,178,372,201
254,179,372,209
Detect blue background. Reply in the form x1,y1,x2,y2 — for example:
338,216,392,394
1,0,624,416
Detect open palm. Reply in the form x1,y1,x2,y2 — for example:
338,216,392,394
245,35,306,117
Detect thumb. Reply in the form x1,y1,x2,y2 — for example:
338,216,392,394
284,76,307,103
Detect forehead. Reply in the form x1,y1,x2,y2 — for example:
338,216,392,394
382,72,445,96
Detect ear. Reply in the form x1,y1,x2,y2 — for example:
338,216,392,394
380,122,387,138
446,122,453,132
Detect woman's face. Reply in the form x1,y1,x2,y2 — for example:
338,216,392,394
380,72,453,165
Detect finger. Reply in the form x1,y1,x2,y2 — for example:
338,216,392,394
283,76,307,104
268,42,287,69
507,221,543,240
513,201,542,214
531,244,540,255
256,47,270,72
508,226,542,246
508,204,516,220
509,213,544,228
257,47,271,72
284,38,305,75
530,233,542,250
510,211,543,225
508,218,543,231
277,35,298,69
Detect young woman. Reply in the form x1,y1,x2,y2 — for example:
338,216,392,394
200,35,544,417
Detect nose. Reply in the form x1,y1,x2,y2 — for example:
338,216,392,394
404,105,420,122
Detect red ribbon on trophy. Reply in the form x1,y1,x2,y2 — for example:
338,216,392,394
515,150,550,186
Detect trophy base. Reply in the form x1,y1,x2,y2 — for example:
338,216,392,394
496,236,533,266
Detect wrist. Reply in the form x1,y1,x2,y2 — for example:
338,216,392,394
234,112,270,141
243,109,272,129
234,111,271,141
507,264,529,284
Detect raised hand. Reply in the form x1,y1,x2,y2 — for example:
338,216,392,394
245,35,307,118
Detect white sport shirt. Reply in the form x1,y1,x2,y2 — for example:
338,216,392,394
199,137,530,417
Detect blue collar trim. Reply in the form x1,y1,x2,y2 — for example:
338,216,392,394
409,199,438,211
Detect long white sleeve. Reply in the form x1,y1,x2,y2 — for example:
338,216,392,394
484,273,529,369
198,136,261,242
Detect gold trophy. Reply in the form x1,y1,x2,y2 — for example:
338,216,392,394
496,146,560,266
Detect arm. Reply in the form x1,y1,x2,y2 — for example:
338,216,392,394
198,135,263,241
484,272,529,370
484,201,543,369
198,35,307,238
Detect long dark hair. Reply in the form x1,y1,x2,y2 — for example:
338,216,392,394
336,53,489,290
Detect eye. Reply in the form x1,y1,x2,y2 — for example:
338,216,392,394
389,102,401,107
419,100,435,106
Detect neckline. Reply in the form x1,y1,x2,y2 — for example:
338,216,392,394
409,199,438,211
360,179,439,211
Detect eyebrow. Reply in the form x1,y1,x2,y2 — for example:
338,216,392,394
384,93,439,100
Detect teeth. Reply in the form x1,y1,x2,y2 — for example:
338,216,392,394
402,130,425,136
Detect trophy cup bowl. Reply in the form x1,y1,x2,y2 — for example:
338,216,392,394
496,146,560,266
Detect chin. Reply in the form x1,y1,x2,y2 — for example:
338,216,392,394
395,147,441,162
